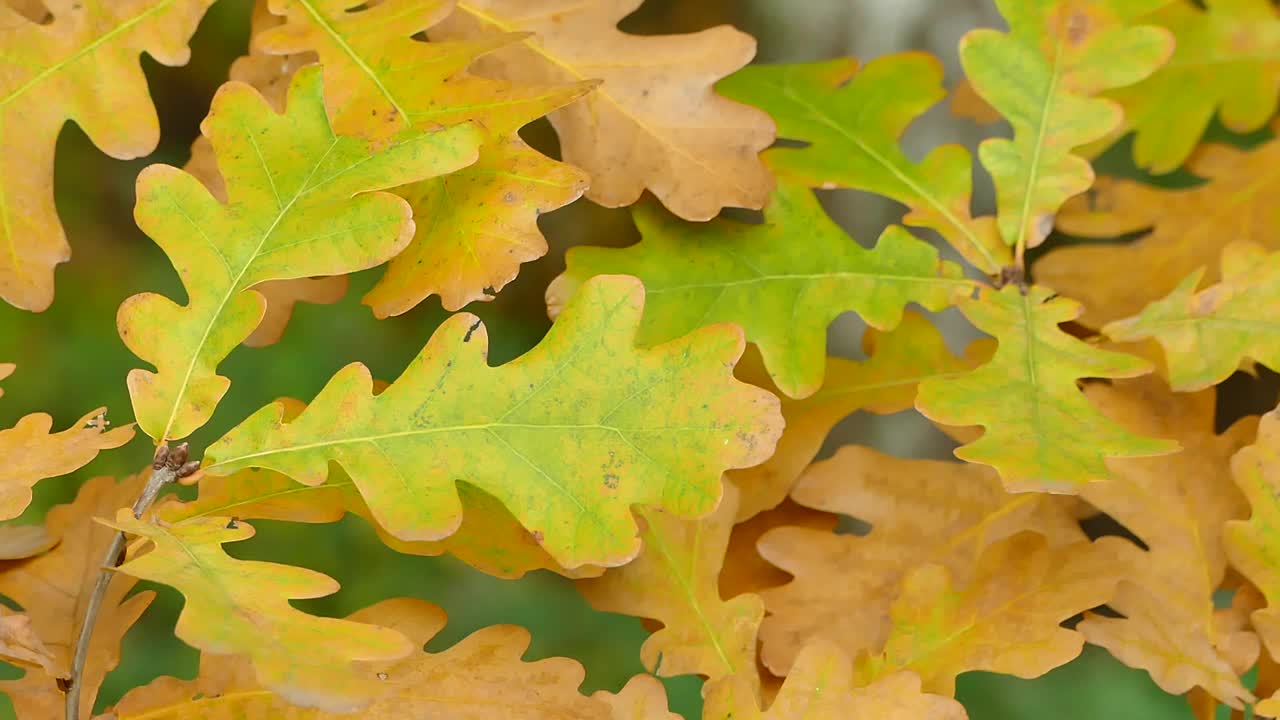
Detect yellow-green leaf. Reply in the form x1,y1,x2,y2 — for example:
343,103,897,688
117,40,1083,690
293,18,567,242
548,180,969,400
0,0,216,311
203,275,783,569
915,285,1177,490
1105,242,1280,391
118,66,482,442
103,511,414,712
716,55,1008,274
961,0,1173,251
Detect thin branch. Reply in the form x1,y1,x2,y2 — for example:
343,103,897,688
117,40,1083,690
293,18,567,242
64,443,199,720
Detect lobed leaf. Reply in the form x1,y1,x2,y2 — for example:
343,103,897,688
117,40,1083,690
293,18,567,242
0,0,216,311
434,0,776,221
915,285,1177,490
592,674,681,720
119,66,482,442
757,445,1084,675
1225,411,1280,681
1105,242,1280,391
961,0,1173,251
0,608,55,675
103,511,415,712
576,481,764,694
549,181,968,400
717,55,1008,274
204,275,783,569
855,533,1131,694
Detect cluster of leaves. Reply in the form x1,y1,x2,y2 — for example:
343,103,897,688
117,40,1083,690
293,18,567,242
3,0,1280,718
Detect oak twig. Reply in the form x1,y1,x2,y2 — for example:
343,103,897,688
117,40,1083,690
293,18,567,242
64,443,199,720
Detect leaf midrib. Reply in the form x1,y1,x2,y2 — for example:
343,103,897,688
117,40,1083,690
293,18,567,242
295,0,409,124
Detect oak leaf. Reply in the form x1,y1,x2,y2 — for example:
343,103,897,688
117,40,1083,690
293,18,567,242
107,597,615,719
757,445,1084,675
1100,0,1280,173
0,523,57,560
433,0,776,221
0,608,55,674
716,55,1007,274
243,276,349,347
577,481,763,693
703,640,967,720
1104,242,1280,391
118,66,482,442
0,475,155,719
103,511,415,712
203,275,782,569
728,312,989,520
1075,377,1258,706
949,78,1002,125
855,533,1131,694
1035,136,1280,327
914,285,1177,490
719,498,838,602
548,181,968,400
0,0,216,311
592,675,680,720
0,364,135,521
960,0,1173,251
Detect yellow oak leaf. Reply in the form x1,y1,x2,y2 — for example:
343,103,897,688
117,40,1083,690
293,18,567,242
118,66,481,442
961,0,1173,253
1036,135,1280,327
914,284,1178,491
576,481,763,693
107,597,615,719
0,0,217,311
203,275,783,569
103,511,415,712
0,475,155,719
703,640,967,720
0,608,55,674
592,675,680,720
0,523,57,560
728,312,989,520
1105,242,1280,391
1075,377,1258,707
855,533,1131,694
0,364,135,520
757,445,1083,675
433,0,776,221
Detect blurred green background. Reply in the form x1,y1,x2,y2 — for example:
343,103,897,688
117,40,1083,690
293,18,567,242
0,1,1271,718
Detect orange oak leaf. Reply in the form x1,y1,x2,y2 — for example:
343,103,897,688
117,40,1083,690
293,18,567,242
107,597,616,719
1075,377,1259,707
728,312,989,521
0,474,155,719
242,276,350,347
703,640,967,720
1035,134,1280,328
592,675,680,720
719,498,838,602
433,0,776,221
854,533,1131,694
576,481,764,693
757,445,1084,676
0,0,217,311
950,78,1001,125
0,608,55,674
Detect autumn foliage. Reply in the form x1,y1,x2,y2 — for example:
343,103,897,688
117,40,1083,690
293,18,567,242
3,0,1280,718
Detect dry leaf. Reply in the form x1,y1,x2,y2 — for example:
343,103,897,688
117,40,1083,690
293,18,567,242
0,523,57,560
592,675,679,720
0,608,56,674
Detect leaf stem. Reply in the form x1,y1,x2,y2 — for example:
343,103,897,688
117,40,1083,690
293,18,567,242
64,443,198,720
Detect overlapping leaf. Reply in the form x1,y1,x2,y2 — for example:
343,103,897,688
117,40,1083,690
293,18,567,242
434,0,776,220
577,481,763,693
1105,243,1280,391
854,533,1130,694
716,55,1007,273
251,0,595,313
703,640,967,720
118,66,482,442
107,597,615,719
593,675,680,720
0,365,134,521
0,0,217,311
549,181,968,400
756,445,1084,675
1036,136,1280,327
1100,0,1280,173
0,608,54,674
960,0,1173,251
719,499,838,602
1225,410,1280,683
0,475,154,719
1075,377,1258,706
728,312,989,520
104,511,415,712
915,285,1177,490
204,275,782,569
